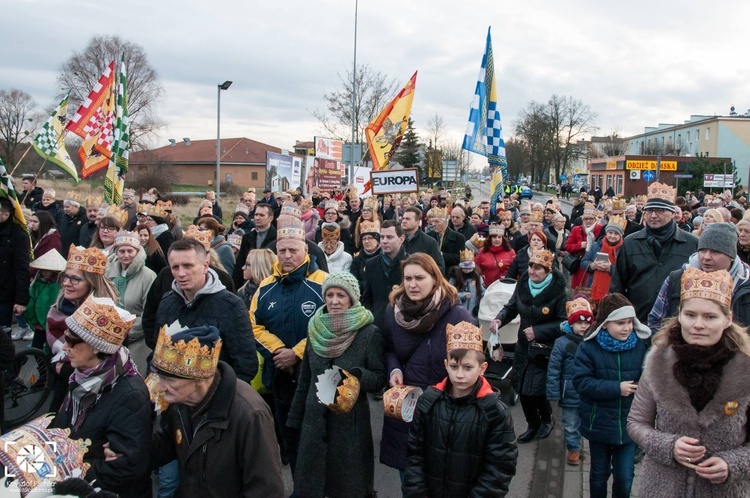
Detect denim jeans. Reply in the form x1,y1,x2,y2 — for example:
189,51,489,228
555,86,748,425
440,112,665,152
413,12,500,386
157,459,180,498
561,406,581,451
588,440,635,498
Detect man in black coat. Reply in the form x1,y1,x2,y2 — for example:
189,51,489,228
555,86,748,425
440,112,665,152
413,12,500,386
79,197,102,248
401,207,445,275
361,220,408,332
0,197,30,329
232,204,277,288
448,206,477,241
428,213,466,276
59,198,86,258
20,175,43,209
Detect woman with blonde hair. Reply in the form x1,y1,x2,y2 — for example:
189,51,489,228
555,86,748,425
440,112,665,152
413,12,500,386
696,208,724,235
237,248,277,308
628,267,750,496
379,253,474,477
353,198,381,248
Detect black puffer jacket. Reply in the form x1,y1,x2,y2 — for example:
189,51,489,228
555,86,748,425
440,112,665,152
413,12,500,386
0,217,30,307
403,376,518,497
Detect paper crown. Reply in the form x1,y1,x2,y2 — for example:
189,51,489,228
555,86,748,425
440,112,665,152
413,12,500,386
681,266,733,308
157,199,173,212
104,204,129,226
67,245,107,275
227,233,242,249
0,415,91,495
647,182,676,204
65,191,82,203
459,248,476,264
363,197,379,211
529,248,554,270
383,385,424,423
323,201,339,212
315,366,360,414
43,188,56,198
498,210,512,220
489,223,504,236
234,203,250,216
606,215,628,233
136,203,167,220
348,191,360,200
277,217,306,241
321,223,341,242
152,322,223,380
429,207,449,220
85,195,103,208
114,230,141,249
611,199,627,213
583,203,598,217
359,220,380,235
469,233,486,249
529,211,544,223
566,297,593,320
184,225,211,250
280,201,302,220
65,296,136,354
122,188,136,197
636,195,648,203
145,372,169,414
446,321,483,353
140,192,157,204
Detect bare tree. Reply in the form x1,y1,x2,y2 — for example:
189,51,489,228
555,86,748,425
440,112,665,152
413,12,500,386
425,113,446,150
505,137,528,181
311,64,399,143
57,35,164,150
588,130,628,158
0,89,42,169
514,101,555,185
547,95,597,182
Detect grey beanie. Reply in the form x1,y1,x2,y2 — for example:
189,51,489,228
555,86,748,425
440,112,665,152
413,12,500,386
698,222,737,259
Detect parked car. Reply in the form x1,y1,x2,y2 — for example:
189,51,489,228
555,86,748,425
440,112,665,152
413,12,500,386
479,178,486,184
520,185,533,199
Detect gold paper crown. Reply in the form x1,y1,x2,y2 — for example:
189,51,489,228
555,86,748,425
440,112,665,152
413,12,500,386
280,201,302,220
348,191,360,200
324,201,339,212
636,195,648,203
489,223,503,236
430,207,449,220
383,385,424,423
318,368,361,414
321,224,341,242
122,188,136,197
234,203,250,216
583,203,598,217
277,217,306,241
566,297,592,318
603,199,613,210
140,192,157,204
529,210,544,223
680,266,733,308
446,321,483,353
611,199,626,213
469,233,486,248
66,296,136,353
606,215,627,232
67,245,107,275
184,225,212,250
499,210,512,221
152,325,223,380
114,230,141,248
66,191,82,203
363,197,379,211
157,199,173,212
105,204,129,226
360,220,381,235
227,233,242,249
136,203,168,219
85,195,103,208
460,248,475,263
529,248,554,270
647,182,676,204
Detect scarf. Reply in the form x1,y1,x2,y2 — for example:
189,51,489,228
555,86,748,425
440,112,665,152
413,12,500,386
669,326,735,412
301,209,314,222
151,223,169,238
308,304,374,358
64,347,139,431
646,221,676,259
596,329,638,352
584,223,597,252
394,288,445,335
590,238,623,300
528,273,553,297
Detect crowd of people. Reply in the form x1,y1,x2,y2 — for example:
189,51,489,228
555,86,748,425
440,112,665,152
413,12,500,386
0,172,749,497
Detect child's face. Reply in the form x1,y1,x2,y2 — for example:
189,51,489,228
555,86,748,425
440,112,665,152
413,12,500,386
606,318,633,341
38,269,57,280
571,321,589,336
444,355,487,398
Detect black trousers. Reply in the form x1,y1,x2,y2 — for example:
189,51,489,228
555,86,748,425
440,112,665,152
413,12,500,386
520,394,552,428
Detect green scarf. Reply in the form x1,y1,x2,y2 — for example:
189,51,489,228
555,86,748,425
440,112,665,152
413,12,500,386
308,304,374,358
528,272,553,297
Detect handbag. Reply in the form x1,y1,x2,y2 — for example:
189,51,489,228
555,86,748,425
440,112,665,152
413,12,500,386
562,253,582,273
528,341,552,363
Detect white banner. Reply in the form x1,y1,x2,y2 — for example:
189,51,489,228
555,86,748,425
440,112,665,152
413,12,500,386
371,168,420,195
354,167,372,197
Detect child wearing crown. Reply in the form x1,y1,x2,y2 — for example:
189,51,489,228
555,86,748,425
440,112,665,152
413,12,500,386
546,297,594,466
449,250,484,319
403,321,518,497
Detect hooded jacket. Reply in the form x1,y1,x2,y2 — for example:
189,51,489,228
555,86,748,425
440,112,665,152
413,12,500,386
546,322,584,408
154,269,258,383
105,247,156,340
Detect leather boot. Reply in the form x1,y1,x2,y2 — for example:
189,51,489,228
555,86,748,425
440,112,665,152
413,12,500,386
517,426,539,443
536,418,555,439
566,450,581,465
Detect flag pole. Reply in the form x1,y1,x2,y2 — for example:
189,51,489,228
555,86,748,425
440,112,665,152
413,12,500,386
8,143,35,176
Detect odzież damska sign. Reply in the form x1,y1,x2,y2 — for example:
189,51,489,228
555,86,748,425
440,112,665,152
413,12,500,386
370,168,420,195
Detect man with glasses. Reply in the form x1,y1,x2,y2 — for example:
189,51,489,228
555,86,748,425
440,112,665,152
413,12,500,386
610,182,698,324
0,198,30,331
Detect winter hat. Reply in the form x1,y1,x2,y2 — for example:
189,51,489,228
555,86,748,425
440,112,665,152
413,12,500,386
322,272,361,305
644,182,677,213
566,297,594,325
698,222,737,259
65,296,136,354
586,292,650,341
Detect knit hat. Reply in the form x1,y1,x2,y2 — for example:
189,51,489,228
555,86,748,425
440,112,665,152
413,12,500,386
605,215,627,237
152,321,222,380
586,293,650,341
566,297,594,325
698,222,737,259
644,182,677,213
65,296,136,354
322,272,361,305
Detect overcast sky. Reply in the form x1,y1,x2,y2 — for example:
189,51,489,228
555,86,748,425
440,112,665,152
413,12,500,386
3,0,749,162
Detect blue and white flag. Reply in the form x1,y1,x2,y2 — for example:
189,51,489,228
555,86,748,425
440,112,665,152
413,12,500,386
462,27,507,211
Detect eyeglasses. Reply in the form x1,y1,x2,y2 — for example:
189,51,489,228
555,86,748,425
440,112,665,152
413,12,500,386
60,272,85,285
361,235,377,242
64,331,85,347
644,208,667,215
99,226,117,233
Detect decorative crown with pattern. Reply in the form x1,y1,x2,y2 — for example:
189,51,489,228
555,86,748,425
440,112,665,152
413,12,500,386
459,249,475,264
227,233,242,249
488,223,504,236
636,195,648,203
566,297,592,318
105,204,129,226
157,199,173,212
647,182,676,204
280,201,302,220
122,188,136,198
360,220,381,235
363,197,379,211
446,321,484,353
324,200,339,212
184,225,212,250
277,217,306,241
136,203,168,220
234,203,250,216
85,195,103,208
429,207,449,220
140,192,157,204
606,215,627,232
529,210,544,223
65,191,82,203
114,230,141,248
152,323,223,380
603,199,613,210
611,199,626,213
66,296,136,354
583,203,598,217
529,248,554,270
321,223,341,242
67,245,107,274
681,266,733,308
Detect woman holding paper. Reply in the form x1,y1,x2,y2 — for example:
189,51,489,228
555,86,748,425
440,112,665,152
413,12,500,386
581,216,626,303
287,272,386,498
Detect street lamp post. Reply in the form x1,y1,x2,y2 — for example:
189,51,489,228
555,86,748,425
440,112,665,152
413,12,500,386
216,80,233,201
350,0,358,186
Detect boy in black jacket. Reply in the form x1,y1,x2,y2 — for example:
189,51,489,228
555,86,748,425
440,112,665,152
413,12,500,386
403,321,518,497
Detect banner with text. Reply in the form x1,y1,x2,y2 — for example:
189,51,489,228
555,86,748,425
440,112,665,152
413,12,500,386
266,152,294,192
625,160,677,171
371,168,420,195
314,158,343,189
314,137,343,161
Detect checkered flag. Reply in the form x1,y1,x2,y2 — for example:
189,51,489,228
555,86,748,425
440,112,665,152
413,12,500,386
31,94,79,181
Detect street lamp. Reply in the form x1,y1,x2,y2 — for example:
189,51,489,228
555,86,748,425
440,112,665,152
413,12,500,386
216,80,233,201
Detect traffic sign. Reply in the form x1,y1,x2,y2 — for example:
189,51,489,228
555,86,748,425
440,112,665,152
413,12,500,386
643,171,655,182
573,174,580,181
559,174,567,181
674,174,693,179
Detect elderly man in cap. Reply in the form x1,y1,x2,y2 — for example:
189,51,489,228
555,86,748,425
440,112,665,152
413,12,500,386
149,324,283,497
258,188,279,209
648,222,750,332
120,188,138,228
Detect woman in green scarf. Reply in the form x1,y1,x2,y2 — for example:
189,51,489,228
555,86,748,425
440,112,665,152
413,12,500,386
287,272,386,498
